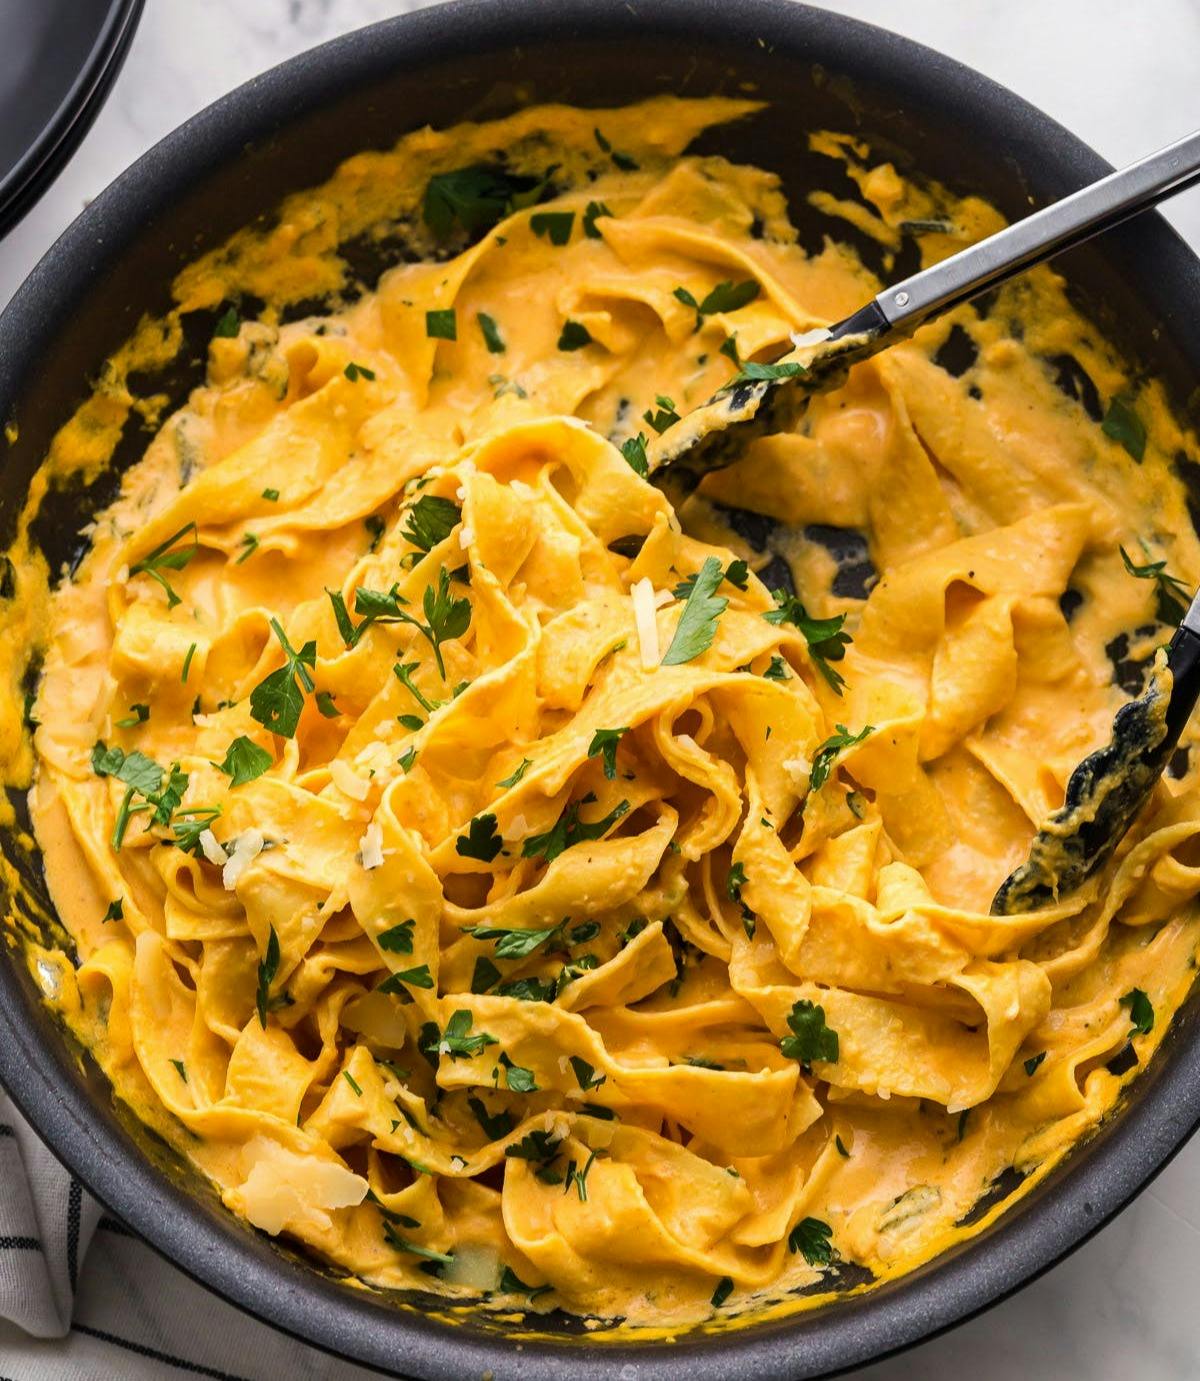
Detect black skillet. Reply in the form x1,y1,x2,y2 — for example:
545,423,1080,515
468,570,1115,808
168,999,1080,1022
3,2,1200,1378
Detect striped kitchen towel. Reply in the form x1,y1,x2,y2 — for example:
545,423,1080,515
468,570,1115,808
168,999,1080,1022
0,1089,385,1379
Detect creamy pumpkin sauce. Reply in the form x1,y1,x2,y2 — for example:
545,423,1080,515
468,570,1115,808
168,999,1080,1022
6,97,1200,1332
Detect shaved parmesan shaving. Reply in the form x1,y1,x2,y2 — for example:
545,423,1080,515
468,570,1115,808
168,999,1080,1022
359,822,385,870
443,1242,500,1292
238,1136,367,1236
632,577,659,669
222,828,265,890
653,587,673,609
502,813,527,842
198,829,228,866
330,759,369,801
790,326,832,348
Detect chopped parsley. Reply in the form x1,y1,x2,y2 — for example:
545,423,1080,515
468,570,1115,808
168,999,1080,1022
398,745,418,773
788,1216,834,1266
378,920,415,954
212,306,239,338
569,1056,606,1091
170,1059,188,1082
582,200,612,238
457,812,503,862
620,432,649,477
557,320,592,351
422,165,550,241
170,806,222,856
216,735,272,788
249,618,316,738
711,1276,734,1308
498,1266,551,1298
729,359,805,386
379,964,435,993
780,998,839,1071
255,924,280,1028
672,557,747,599
235,533,259,564
662,555,727,665
522,797,630,864
342,1070,364,1097
1119,544,1191,625
181,642,197,682
476,312,505,354
1101,395,1146,462
530,211,574,245
402,495,461,554
642,394,680,433
504,1128,563,1167
764,590,851,693
470,956,501,994
763,654,791,682
497,758,532,788
1024,1051,1047,1076
461,920,563,960
262,487,280,501
438,1009,498,1060
469,1095,514,1141
102,898,124,923
594,127,638,171
835,1135,850,1158
115,703,150,729
426,308,457,341
344,361,376,382
314,690,339,718
587,726,629,780
329,570,469,678
1120,987,1154,1036
500,1053,538,1093
809,725,873,792
128,523,198,608
674,278,759,330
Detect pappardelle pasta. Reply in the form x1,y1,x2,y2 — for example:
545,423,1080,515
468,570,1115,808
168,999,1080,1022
14,97,1200,1328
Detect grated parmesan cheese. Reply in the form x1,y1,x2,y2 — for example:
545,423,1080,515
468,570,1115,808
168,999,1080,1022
198,829,228,867
653,586,673,609
632,577,659,669
359,822,384,870
501,813,527,842
222,828,265,890
782,756,812,791
330,759,369,801
459,524,474,548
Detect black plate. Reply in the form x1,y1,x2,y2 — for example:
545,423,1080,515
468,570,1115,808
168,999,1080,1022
0,0,143,239
2,2,1200,1378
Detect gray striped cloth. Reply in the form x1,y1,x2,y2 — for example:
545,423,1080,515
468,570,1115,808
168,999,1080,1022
0,1090,385,1379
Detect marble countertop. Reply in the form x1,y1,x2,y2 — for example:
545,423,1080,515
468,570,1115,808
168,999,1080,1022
3,2,1200,1378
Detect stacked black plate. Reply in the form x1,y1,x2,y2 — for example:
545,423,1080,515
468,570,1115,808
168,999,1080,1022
0,0,143,238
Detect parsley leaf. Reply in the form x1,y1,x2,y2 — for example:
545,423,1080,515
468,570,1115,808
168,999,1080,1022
426,308,457,341
462,921,563,960
496,758,532,788
500,1053,538,1093
457,813,503,862
809,725,873,792
1119,544,1191,625
423,165,549,240
504,1128,563,1166
788,1217,834,1266
557,320,592,351
675,279,760,330
439,1009,498,1060
476,311,505,354
378,920,415,954
115,703,150,728
587,726,629,780
92,742,163,795
729,359,805,386
471,956,501,993
672,557,746,600
569,1056,606,1091
1024,1051,1047,1076
314,690,339,717
379,964,435,993
170,806,222,856
582,200,612,238
1102,395,1147,462
763,654,791,681
217,736,272,788
780,998,839,1071
249,618,316,738
402,495,461,554
128,523,198,608
418,567,471,678
662,555,727,665
593,128,638,171
764,591,851,693
469,1095,514,1141
530,211,574,245
643,394,679,433
1121,987,1154,1036
102,898,124,923
212,306,239,338
522,798,630,864
344,361,376,382
498,1266,551,1298
255,924,280,1028
620,432,649,477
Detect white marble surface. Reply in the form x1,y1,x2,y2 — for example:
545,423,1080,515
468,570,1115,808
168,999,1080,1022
3,1,1200,1377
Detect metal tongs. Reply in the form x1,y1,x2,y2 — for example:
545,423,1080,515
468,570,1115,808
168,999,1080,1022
647,128,1200,914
